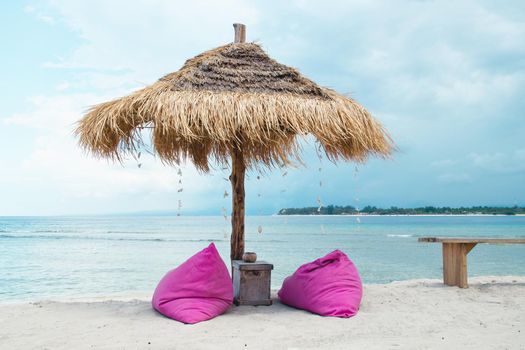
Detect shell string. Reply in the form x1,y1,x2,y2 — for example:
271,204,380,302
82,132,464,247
354,165,361,231
256,173,263,235
176,167,183,216
315,141,325,234
222,166,230,239
280,166,288,226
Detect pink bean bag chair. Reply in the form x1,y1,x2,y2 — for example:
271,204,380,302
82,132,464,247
278,250,362,317
152,243,233,324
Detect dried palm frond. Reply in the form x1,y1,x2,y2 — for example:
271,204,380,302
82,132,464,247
76,43,393,171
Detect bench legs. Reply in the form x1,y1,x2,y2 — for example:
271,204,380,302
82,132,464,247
442,243,477,288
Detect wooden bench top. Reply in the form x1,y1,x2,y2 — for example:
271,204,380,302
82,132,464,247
419,236,525,288
418,237,525,244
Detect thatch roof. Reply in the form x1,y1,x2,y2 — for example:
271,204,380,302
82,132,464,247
76,42,392,171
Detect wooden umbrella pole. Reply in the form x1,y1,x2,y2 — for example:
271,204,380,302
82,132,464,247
230,146,246,261
233,23,246,43
230,23,247,261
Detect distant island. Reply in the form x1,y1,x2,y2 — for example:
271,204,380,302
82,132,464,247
277,205,525,216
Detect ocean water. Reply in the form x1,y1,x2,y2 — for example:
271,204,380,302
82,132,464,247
1,215,524,302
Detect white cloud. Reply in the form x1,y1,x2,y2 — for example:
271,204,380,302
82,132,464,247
4,93,101,132
437,173,472,184
25,4,56,25
45,0,260,74
469,149,525,174
431,159,458,168
55,82,71,91
320,1,525,118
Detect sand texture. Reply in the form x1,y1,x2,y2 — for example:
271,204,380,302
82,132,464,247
1,276,524,350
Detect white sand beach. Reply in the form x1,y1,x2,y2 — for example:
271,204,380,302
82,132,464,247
1,276,524,350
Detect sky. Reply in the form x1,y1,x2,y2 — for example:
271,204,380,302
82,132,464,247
0,0,524,216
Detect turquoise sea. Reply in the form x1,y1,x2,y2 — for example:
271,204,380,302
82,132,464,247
1,215,524,302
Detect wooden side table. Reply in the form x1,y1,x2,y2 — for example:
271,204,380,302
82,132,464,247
232,260,273,306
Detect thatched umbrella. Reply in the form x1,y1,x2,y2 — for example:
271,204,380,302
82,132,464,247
76,24,393,261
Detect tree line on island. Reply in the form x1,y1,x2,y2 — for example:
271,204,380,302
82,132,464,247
277,205,525,216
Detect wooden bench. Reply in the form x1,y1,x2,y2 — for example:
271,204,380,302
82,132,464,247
418,237,525,288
